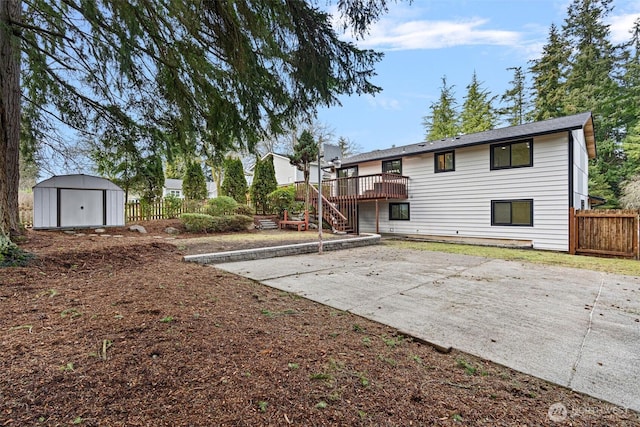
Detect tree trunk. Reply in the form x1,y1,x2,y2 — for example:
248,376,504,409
0,0,22,240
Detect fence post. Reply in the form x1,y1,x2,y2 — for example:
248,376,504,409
568,207,576,255
635,212,639,260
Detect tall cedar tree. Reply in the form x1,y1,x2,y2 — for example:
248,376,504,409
289,130,318,210
251,156,277,214
460,71,496,134
182,162,207,200
500,67,530,126
562,0,625,204
221,157,248,204
423,76,460,141
1,0,400,241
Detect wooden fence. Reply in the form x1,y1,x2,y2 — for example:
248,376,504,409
569,208,639,259
125,199,207,222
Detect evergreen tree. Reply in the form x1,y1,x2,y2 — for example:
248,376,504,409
561,0,625,205
423,76,459,141
183,161,207,200
530,24,569,121
460,71,496,134
289,130,318,210
1,0,398,242
500,67,530,126
619,18,640,135
221,157,248,204
562,0,622,140
135,154,165,204
165,159,187,180
251,156,277,214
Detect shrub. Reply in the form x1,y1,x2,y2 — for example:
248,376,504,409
183,199,206,214
235,204,254,216
268,185,295,216
213,215,254,232
163,195,183,219
181,213,214,233
206,196,238,216
0,235,33,267
181,213,253,233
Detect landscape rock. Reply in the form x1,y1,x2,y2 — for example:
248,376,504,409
164,226,180,235
129,225,147,234
94,228,106,234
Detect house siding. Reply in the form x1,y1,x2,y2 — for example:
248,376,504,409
358,133,572,251
572,129,589,209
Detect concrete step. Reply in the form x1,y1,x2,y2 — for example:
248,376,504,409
257,219,278,230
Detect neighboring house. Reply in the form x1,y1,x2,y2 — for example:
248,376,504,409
248,152,326,187
163,178,217,199
127,178,218,201
306,112,595,252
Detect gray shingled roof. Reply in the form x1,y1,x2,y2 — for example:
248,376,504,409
341,112,595,166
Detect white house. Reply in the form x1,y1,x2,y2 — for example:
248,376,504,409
33,174,125,229
163,178,217,199
247,152,326,187
310,112,596,252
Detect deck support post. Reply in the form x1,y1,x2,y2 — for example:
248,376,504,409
375,200,379,234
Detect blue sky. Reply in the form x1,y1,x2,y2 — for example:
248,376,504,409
317,0,640,153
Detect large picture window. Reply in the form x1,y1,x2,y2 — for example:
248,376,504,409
490,140,532,169
382,159,402,175
434,151,455,173
389,203,410,220
491,199,533,226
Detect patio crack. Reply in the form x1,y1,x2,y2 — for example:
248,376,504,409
568,275,605,388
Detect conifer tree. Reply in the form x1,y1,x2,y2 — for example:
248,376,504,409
221,157,248,204
422,76,459,141
183,162,207,201
460,71,496,134
530,24,568,121
289,130,318,210
251,156,277,214
500,67,530,126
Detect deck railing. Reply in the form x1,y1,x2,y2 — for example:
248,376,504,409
295,173,409,201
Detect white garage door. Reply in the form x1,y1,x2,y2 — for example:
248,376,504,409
59,189,105,227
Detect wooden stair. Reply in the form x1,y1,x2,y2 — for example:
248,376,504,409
309,186,355,233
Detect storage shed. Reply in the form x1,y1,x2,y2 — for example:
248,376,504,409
33,174,125,229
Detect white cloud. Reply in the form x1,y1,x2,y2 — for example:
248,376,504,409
348,16,522,51
609,12,640,44
366,96,401,110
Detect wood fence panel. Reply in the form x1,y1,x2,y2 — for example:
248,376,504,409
570,209,639,259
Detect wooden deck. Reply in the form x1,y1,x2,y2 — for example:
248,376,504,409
295,173,409,202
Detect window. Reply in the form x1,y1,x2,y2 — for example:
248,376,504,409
434,151,455,173
490,139,532,169
491,199,533,226
337,166,358,178
167,189,182,197
382,159,402,175
389,203,410,220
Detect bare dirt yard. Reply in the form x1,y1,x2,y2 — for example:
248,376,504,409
1,220,639,426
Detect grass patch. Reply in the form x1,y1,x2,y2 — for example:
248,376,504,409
386,240,640,276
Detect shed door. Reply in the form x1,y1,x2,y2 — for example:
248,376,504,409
59,189,105,227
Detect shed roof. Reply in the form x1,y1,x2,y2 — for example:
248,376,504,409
34,174,123,191
341,112,596,167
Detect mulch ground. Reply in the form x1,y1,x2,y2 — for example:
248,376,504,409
1,220,638,426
